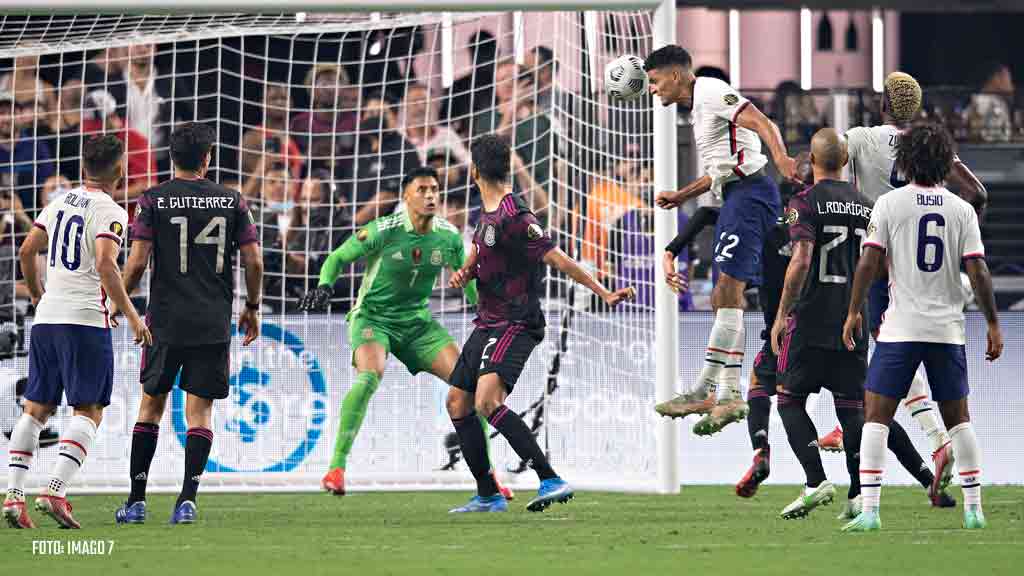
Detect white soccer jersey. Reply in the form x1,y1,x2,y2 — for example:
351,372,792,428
690,76,768,198
33,187,129,329
863,184,984,345
846,124,903,203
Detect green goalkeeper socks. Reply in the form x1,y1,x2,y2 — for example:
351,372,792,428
330,371,381,470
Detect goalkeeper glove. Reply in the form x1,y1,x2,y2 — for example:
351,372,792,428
298,284,333,311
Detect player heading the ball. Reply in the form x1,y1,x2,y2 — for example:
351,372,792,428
647,45,799,435
446,134,635,514
114,122,264,526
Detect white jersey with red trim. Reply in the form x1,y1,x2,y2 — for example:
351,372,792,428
863,184,984,345
690,76,768,198
33,187,129,329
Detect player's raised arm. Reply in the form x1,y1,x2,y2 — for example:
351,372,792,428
298,221,379,311
734,102,798,183
18,225,48,307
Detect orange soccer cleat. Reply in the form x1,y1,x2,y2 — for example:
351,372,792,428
818,426,845,453
493,472,515,500
321,467,346,496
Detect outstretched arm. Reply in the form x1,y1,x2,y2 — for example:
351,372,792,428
735,103,798,182
543,247,635,307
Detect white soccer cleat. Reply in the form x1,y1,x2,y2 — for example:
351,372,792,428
780,481,836,519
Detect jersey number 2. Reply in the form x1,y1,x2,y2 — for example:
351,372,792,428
49,210,85,271
170,216,227,274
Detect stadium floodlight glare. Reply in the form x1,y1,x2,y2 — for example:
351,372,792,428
0,1,680,496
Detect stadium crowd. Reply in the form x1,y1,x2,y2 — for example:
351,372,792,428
0,37,1020,317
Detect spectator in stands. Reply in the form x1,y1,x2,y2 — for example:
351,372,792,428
41,174,72,208
80,90,156,216
427,147,474,229
443,30,498,135
241,84,304,182
259,167,313,312
84,45,194,176
773,80,821,144
291,64,358,177
401,83,468,166
0,91,54,211
0,53,57,133
966,62,1015,143
471,60,552,196
49,79,86,183
350,109,419,226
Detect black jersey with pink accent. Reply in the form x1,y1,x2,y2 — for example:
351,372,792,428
471,193,554,329
131,178,259,345
786,179,872,351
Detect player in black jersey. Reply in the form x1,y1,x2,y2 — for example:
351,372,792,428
114,123,264,525
770,128,871,519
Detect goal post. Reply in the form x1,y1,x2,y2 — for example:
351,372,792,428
0,5,681,495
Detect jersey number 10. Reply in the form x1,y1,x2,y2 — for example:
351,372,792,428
49,210,85,271
170,216,227,274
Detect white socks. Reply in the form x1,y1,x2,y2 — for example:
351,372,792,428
47,415,98,498
859,422,889,515
949,422,983,511
6,414,44,502
904,373,951,453
700,308,744,401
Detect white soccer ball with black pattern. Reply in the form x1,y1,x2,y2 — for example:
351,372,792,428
604,54,648,101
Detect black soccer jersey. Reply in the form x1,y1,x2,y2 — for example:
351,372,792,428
131,178,259,345
786,179,871,351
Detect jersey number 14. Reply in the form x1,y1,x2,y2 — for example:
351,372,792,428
170,216,227,274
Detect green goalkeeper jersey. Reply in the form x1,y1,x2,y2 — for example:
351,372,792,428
318,210,477,323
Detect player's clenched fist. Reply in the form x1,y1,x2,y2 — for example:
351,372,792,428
602,286,636,308
448,267,473,289
841,311,862,351
298,284,334,311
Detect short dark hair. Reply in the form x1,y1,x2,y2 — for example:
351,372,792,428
470,134,511,183
170,122,216,172
81,134,124,180
401,166,439,191
896,122,954,187
695,65,729,84
644,45,692,73
534,46,556,71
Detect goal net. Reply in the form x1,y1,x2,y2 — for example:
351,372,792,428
0,9,675,494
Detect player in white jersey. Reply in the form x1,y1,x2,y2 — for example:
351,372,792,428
3,135,152,529
645,45,800,434
823,73,989,506
841,123,1002,532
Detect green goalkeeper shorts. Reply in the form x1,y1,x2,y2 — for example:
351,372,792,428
346,310,455,376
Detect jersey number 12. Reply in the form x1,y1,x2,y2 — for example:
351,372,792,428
170,216,227,274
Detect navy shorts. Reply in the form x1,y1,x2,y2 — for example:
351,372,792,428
866,341,968,402
714,174,781,287
26,323,114,407
868,279,890,336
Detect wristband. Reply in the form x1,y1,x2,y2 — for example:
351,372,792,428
245,300,261,311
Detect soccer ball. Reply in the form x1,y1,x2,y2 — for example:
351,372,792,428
604,54,648,101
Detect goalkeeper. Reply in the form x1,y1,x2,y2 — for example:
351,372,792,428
299,166,511,499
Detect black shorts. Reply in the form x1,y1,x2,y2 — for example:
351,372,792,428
450,324,543,394
778,332,865,401
141,342,230,400
749,340,778,398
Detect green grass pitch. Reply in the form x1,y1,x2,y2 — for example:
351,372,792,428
2,486,1022,575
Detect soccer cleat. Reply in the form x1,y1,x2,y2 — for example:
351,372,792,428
170,500,197,525
526,477,574,512
780,481,836,519
321,467,345,496
115,500,147,525
692,399,749,436
655,388,715,419
963,508,987,529
932,490,956,508
493,472,515,501
818,426,845,452
929,442,955,506
448,494,508,514
735,447,770,498
842,510,881,532
3,500,36,529
836,495,863,520
34,495,81,529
